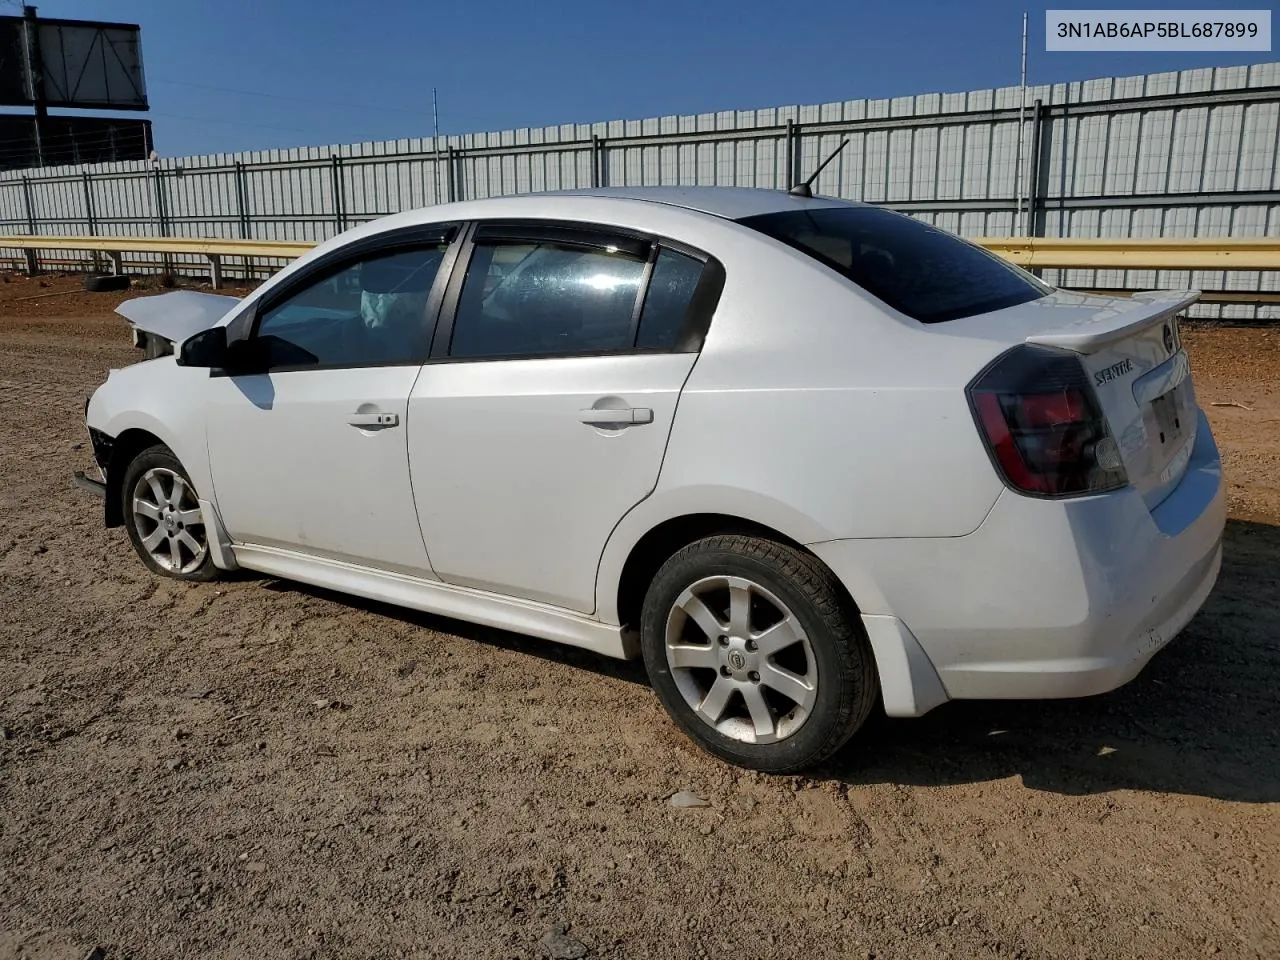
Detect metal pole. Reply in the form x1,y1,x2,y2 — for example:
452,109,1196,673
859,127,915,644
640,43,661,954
432,87,442,204
1015,10,1028,235
234,160,252,281
233,161,250,239
1027,98,1044,239
329,156,345,232
152,164,173,278
784,120,796,188
20,174,38,275
22,5,45,168
82,171,102,272
1059,101,1069,237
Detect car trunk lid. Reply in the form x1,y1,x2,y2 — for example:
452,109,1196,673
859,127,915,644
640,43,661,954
962,289,1200,510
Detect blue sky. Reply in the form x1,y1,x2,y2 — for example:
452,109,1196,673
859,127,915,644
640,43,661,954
15,0,1278,159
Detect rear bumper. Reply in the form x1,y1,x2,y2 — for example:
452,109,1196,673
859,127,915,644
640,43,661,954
812,408,1225,712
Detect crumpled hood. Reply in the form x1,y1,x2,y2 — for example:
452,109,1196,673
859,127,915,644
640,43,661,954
114,290,241,343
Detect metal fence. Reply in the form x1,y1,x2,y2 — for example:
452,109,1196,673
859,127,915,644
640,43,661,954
3,61,1280,318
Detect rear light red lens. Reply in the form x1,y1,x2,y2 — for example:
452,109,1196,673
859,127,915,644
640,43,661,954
968,345,1128,497
1018,390,1088,427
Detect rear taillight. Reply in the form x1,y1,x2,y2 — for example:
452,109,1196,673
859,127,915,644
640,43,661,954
968,344,1127,497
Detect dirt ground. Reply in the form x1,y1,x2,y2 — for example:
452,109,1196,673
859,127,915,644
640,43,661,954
1,275,1277,960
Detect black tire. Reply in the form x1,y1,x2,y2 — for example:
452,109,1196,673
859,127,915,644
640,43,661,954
85,273,131,292
120,444,221,582
640,535,877,773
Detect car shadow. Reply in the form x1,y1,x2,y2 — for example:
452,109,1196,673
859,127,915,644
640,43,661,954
259,518,1278,803
821,517,1280,803
259,579,650,688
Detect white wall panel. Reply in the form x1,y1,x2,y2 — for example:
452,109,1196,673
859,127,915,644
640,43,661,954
0,62,1276,317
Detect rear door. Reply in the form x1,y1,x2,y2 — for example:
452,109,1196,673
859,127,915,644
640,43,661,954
407,221,723,613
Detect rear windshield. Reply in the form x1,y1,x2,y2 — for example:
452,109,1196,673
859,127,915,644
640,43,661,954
738,206,1049,324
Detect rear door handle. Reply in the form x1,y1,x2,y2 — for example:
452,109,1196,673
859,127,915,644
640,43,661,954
348,412,399,427
579,407,653,426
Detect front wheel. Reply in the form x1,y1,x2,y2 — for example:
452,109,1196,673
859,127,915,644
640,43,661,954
120,444,221,582
640,535,877,773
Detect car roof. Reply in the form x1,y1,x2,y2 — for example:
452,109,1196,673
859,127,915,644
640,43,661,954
542,186,855,220
291,187,860,275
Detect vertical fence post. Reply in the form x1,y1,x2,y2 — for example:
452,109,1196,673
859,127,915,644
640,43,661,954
1027,99,1044,238
329,156,346,234
234,160,252,283
151,166,172,277
591,135,601,188
233,161,250,239
783,120,797,189
20,174,38,275
1057,102,1069,238
446,145,456,202
431,137,443,204
82,171,102,272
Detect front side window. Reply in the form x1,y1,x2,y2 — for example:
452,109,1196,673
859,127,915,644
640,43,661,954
256,243,448,367
449,240,647,359
738,206,1049,324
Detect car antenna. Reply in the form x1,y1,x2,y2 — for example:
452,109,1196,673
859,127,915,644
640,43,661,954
788,137,850,198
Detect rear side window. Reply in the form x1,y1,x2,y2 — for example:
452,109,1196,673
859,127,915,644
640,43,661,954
636,248,704,350
449,241,646,359
738,207,1049,324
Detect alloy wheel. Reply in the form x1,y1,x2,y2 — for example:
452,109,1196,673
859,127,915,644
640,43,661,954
664,575,818,744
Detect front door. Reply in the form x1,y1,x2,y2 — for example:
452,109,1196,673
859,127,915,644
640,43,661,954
207,239,453,574
409,223,719,612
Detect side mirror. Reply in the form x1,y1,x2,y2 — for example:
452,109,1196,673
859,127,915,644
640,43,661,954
177,326,228,368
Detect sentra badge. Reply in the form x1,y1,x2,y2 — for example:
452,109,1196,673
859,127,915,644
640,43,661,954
1094,358,1134,386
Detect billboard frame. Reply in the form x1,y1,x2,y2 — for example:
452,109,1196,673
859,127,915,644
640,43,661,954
0,11,149,112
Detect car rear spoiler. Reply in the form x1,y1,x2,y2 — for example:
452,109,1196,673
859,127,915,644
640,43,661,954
1024,290,1200,353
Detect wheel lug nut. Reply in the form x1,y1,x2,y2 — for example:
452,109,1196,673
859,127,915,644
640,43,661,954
745,639,757,651
717,635,729,646
719,665,731,677
748,671,760,683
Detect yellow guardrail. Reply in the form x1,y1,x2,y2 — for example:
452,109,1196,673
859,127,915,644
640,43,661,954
2,233,1280,289
973,237,1280,271
0,234,314,288
0,234,313,258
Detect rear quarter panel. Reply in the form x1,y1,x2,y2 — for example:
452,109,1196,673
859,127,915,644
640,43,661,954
595,233,1008,623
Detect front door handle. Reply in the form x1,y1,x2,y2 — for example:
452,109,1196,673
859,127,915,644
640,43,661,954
348,412,399,427
579,407,654,426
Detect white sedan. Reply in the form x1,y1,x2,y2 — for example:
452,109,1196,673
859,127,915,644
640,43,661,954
76,187,1225,772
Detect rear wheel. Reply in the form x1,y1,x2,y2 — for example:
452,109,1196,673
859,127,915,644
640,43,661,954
640,534,877,772
120,445,220,582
